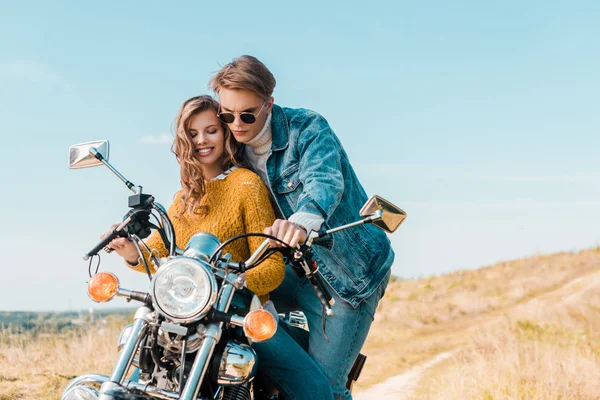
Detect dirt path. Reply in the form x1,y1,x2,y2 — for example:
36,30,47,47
354,268,600,399
354,351,455,400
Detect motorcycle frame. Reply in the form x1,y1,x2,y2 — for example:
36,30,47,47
65,271,242,399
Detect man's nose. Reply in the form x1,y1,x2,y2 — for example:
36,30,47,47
232,114,246,127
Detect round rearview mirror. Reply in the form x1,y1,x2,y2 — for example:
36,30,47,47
359,195,406,233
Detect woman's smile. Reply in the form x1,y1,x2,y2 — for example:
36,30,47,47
196,147,215,157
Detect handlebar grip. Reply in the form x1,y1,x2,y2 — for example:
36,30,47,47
83,229,126,261
308,274,334,316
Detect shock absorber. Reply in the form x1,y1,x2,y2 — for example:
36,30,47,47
222,385,252,400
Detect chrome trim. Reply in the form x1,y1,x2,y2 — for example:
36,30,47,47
245,239,271,268
61,385,99,400
359,195,406,233
68,140,109,169
179,278,237,400
183,233,221,262
89,147,138,194
157,327,204,354
287,311,309,330
229,314,245,327
160,321,188,336
217,341,257,386
179,323,221,400
62,374,181,400
98,381,122,400
87,273,120,303
63,374,107,394
96,306,152,399
152,257,219,324
322,218,369,236
116,288,136,301
117,324,134,352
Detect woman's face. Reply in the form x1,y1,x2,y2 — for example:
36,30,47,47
187,109,226,178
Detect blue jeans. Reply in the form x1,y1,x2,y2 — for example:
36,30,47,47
253,266,390,400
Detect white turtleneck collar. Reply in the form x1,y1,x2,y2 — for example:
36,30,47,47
245,111,272,156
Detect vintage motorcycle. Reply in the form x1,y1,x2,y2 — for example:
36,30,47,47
61,140,406,400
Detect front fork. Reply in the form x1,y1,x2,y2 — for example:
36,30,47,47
97,274,238,400
179,277,237,399
98,306,153,399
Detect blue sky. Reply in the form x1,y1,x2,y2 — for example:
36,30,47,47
0,1,598,311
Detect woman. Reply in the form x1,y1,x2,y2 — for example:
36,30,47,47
106,95,284,300
106,95,334,400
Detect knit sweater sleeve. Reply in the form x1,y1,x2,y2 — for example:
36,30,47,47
240,173,286,296
125,194,180,274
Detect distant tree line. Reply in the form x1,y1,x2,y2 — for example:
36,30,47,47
0,309,134,333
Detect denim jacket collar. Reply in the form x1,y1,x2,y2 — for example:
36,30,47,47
270,104,290,152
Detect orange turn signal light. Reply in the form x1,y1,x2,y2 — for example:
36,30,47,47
243,309,277,342
87,272,119,303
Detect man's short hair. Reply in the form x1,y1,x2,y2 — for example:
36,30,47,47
210,55,276,100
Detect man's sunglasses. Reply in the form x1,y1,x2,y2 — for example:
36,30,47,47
218,101,267,125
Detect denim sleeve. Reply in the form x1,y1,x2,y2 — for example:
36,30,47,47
295,113,345,222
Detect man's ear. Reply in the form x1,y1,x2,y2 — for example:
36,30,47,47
266,96,274,112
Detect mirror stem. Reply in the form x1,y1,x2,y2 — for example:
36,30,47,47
306,210,383,246
90,148,137,193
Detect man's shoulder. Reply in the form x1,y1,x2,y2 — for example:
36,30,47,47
271,104,337,150
279,106,332,136
282,106,327,124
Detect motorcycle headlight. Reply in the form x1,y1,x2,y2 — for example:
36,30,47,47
152,257,218,324
61,386,98,400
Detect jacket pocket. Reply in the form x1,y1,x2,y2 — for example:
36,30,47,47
273,164,301,194
336,226,376,279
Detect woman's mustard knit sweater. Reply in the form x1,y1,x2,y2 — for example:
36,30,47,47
128,168,285,299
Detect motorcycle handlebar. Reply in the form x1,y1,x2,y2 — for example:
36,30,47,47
245,238,335,316
244,239,271,268
83,217,131,261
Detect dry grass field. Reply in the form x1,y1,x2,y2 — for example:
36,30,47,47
1,247,599,399
0,319,125,399
356,246,600,399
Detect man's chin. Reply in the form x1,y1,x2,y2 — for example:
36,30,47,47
233,131,254,143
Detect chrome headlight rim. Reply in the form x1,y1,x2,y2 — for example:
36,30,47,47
61,385,99,400
151,256,218,324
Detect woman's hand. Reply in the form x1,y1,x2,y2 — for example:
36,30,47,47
264,219,307,248
101,224,139,264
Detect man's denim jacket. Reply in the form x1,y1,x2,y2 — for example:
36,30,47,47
265,105,395,308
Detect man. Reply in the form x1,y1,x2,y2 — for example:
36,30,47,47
210,55,394,400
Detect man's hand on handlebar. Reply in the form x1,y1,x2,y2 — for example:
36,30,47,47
264,219,307,248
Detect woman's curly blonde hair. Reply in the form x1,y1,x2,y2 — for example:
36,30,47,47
171,95,245,217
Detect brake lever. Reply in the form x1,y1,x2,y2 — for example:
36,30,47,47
292,248,335,316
